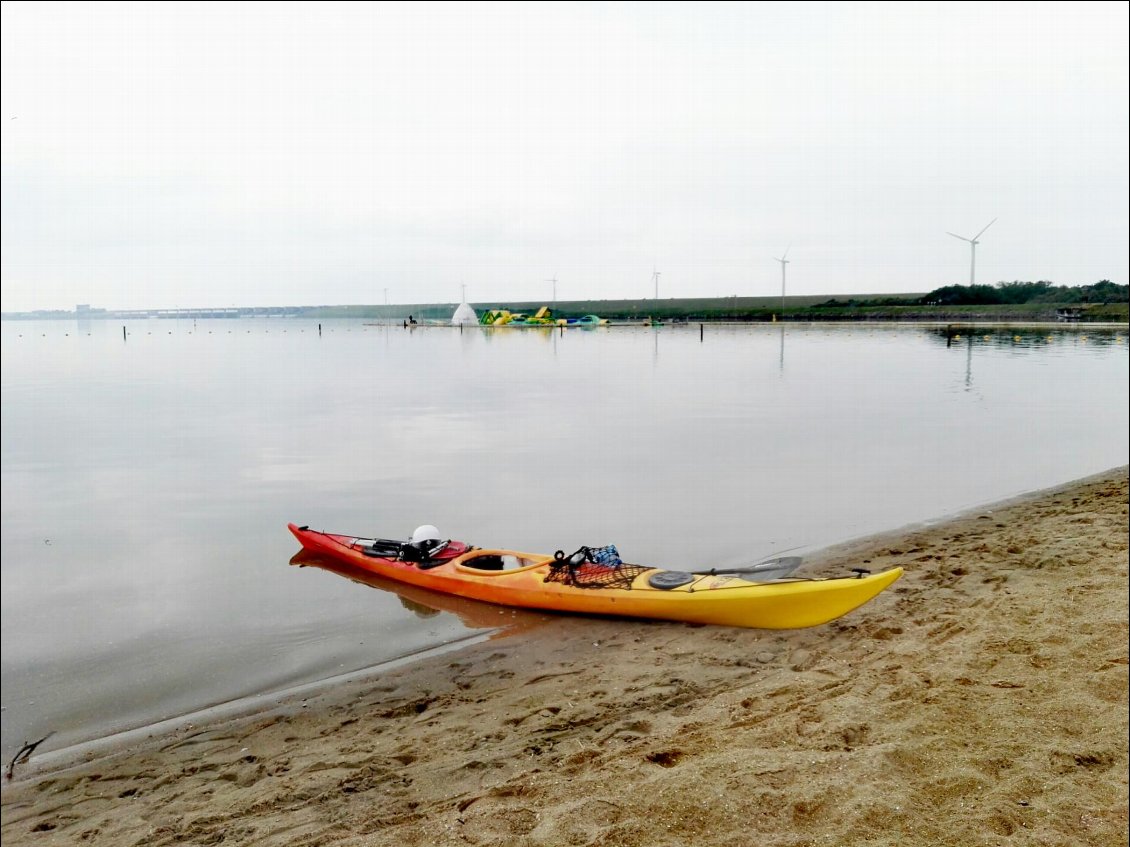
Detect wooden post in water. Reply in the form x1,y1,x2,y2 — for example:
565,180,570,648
700,323,704,342
122,326,126,341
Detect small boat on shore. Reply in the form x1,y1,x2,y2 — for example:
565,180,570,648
287,524,902,629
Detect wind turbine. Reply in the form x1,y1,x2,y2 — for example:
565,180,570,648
651,267,661,301
774,247,790,317
947,218,996,286
544,275,557,304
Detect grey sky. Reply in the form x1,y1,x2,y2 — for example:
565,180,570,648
2,1,1127,312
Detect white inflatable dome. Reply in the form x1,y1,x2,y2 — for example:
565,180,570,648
451,302,478,325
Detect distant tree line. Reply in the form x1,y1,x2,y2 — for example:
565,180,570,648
813,296,917,308
919,280,1127,307
813,280,1126,309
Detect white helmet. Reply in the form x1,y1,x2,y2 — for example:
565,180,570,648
411,525,441,545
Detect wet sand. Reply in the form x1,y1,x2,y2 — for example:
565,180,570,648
2,468,1127,846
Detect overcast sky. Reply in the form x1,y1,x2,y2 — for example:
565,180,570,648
2,1,1127,312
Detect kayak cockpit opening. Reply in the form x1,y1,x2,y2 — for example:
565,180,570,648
456,550,549,572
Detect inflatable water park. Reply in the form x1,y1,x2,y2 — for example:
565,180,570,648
475,306,607,327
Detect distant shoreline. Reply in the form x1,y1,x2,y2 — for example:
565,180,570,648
4,295,1128,324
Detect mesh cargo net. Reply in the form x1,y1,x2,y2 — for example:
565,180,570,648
545,560,651,590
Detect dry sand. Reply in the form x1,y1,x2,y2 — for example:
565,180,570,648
2,468,1127,846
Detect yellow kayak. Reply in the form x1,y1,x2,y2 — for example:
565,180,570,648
288,524,903,629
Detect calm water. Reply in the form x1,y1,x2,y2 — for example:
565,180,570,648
2,318,1127,761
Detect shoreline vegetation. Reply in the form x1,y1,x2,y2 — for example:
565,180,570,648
2,467,1126,846
5,281,1128,324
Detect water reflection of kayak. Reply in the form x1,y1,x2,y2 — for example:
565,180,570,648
289,549,550,635
288,524,902,630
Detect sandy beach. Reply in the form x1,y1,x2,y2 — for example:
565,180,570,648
2,468,1126,846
